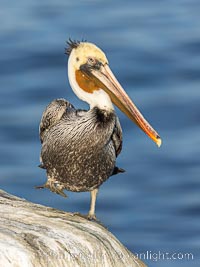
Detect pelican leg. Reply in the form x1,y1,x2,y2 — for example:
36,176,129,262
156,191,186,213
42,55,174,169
87,188,98,220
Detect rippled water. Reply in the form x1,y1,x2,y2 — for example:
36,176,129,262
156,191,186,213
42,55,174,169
1,1,200,266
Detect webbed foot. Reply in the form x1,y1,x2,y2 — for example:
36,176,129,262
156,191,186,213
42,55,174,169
87,212,97,221
72,212,97,221
35,180,67,198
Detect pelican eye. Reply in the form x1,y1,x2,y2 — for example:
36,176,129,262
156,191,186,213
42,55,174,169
87,57,95,65
87,57,102,70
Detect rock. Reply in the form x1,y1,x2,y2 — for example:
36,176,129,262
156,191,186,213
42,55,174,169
0,189,146,267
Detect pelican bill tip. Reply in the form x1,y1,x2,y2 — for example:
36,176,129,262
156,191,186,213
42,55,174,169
156,136,162,147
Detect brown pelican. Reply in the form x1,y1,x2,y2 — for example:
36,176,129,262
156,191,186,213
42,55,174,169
37,40,161,220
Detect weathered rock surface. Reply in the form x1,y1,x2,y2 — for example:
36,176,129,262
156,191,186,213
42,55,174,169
0,189,146,267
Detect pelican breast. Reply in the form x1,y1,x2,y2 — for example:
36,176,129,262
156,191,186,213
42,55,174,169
40,99,122,192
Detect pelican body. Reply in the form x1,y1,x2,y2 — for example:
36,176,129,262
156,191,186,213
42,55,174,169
38,40,161,219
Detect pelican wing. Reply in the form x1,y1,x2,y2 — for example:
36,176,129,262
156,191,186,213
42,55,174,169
39,98,74,143
111,116,123,157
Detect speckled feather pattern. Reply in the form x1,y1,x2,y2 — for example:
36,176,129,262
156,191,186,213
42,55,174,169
39,99,122,194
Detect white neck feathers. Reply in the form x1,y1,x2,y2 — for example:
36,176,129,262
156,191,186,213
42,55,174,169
68,53,114,111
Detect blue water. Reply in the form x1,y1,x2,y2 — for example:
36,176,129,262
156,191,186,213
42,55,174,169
0,1,200,266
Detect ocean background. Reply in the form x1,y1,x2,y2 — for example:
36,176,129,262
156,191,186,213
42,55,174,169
0,0,200,266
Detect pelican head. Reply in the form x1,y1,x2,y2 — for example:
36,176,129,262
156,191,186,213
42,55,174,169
66,39,161,147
